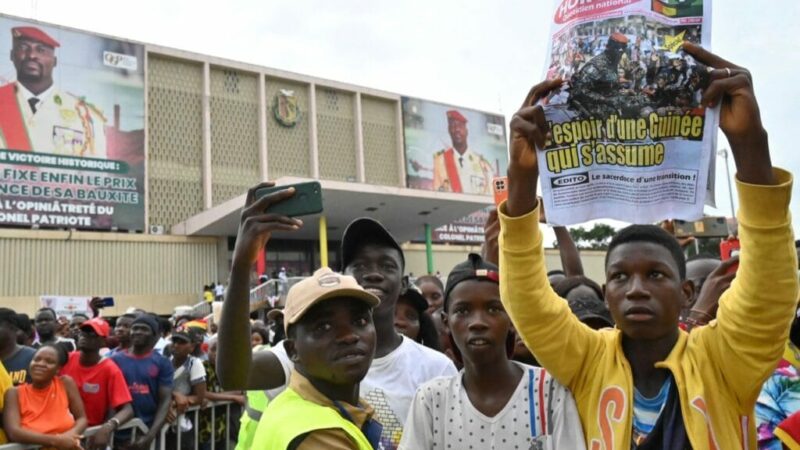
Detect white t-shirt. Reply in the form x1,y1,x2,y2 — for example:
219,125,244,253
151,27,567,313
269,336,457,450
398,362,586,450
172,355,207,396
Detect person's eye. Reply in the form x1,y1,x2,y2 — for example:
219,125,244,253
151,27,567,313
355,316,369,327
315,322,332,333
610,272,627,281
650,271,665,279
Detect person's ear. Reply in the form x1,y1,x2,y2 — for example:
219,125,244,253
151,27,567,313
440,310,449,330
284,339,298,362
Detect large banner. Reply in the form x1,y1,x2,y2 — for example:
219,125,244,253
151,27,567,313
40,295,93,319
0,16,145,231
538,0,716,225
403,97,507,195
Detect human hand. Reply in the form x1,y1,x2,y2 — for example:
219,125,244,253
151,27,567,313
87,425,112,450
691,256,739,320
683,42,774,185
230,182,303,271
659,219,695,249
166,406,177,424
509,79,562,176
507,79,562,217
173,392,190,414
119,436,152,450
51,431,83,450
481,209,500,266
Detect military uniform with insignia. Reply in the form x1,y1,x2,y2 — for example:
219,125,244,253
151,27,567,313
432,147,494,194
431,110,494,194
568,32,651,120
0,26,107,158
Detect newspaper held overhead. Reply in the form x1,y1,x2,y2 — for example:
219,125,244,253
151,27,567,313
538,0,716,226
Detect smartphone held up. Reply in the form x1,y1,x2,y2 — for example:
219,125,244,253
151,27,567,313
254,181,324,217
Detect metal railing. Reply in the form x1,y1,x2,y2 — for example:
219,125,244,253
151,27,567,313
158,400,238,450
0,401,238,450
191,276,308,317
0,417,149,450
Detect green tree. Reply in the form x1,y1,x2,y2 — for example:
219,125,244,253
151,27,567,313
567,224,617,250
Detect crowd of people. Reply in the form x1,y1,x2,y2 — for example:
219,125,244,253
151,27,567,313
547,17,708,119
0,45,798,450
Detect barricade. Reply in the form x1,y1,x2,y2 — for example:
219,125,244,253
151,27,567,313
159,400,237,450
0,417,150,450
0,400,238,450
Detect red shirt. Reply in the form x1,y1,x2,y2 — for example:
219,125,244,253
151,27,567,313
60,352,132,426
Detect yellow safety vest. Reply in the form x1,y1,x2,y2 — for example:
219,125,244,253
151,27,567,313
252,387,373,450
235,345,270,450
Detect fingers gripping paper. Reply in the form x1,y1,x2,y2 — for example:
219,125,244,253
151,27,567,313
538,0,716,225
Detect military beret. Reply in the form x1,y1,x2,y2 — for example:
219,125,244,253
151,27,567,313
12,26,60,48
609,32,628,45
446,109,467,124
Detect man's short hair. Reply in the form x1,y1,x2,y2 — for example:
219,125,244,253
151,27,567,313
0,308,19,329
554,276,604,300
15,314,32,334
36,307,57,319
687,253,721,262
606,224,687,280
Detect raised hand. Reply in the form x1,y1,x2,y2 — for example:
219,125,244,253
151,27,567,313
683,42,775,186
507,79,563,217
230,182,303,270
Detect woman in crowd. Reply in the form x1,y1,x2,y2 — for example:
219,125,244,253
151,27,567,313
2,344,87,450
415,275,444,314
394,281,441,351
250,327,270,349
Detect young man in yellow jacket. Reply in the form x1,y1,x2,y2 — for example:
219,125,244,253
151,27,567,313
500,42,798,449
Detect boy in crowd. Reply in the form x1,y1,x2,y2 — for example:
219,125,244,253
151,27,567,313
253,267,382,449
166,326,207,449
500,43,798,448
109,313,137,356
400,254,585,449
33,308,75,353
218,186,456,449
60,317,134,449
111,315,174,450
0,308,35,386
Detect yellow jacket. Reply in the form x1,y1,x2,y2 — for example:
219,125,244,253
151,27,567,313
499,168,798,450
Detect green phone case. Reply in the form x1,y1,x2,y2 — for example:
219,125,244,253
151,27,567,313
254,181,323,217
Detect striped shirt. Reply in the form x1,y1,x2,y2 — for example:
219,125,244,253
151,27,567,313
633,377,672,442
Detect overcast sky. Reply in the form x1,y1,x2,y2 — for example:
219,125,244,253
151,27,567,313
5,0,800,237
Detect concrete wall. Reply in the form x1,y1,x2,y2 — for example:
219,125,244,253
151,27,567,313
0,229,218,315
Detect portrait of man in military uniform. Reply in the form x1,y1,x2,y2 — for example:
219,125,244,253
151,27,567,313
432,110,494,194
0,26,107,157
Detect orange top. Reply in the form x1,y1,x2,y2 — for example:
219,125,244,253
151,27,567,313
17,376,75,435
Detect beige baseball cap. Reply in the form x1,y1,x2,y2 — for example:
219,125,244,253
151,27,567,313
283,267,380,332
